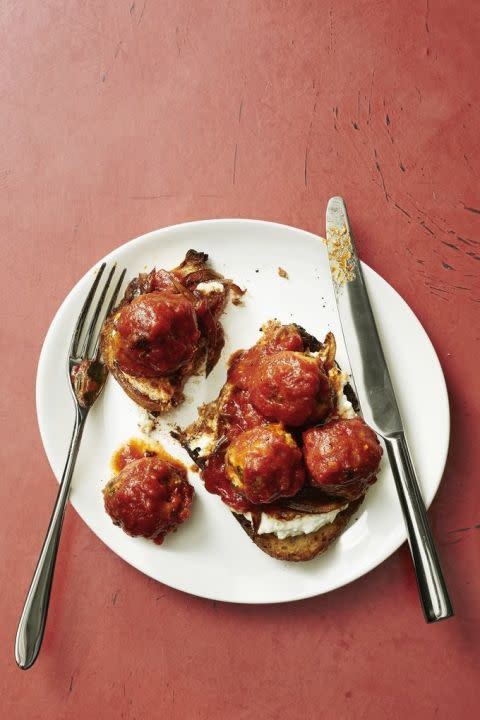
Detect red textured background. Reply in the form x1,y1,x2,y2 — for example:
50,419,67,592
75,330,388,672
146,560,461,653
1,1,479,718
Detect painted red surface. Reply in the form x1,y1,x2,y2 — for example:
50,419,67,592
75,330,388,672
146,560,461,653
1,1,479,718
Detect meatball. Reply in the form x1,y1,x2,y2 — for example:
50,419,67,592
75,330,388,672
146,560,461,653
249,351,333,426
227,324,303,388
103,457,194,544
225,424,305,504
219,386,270,443
303,417,382,500
115,291,200,377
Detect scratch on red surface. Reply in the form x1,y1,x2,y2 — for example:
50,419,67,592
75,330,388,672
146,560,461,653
457,235,480,247
420,221,434,235
175,26,181,55
329,6,335,53
232,143,238,185
425,0,430,32
463,154,474,173
447,527,471,534
137,0,147,25
384,109,395,144
304,91,319,186
129,195,175,199
441,241,460,251
367,68,375,123
333,105,338,131
393,202,411,218
463,204,480,215
373,149,388,200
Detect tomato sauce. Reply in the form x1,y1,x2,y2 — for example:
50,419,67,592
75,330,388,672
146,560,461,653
227,324,303,388
219,387,269,442
202,452,253,513
111,437,186,475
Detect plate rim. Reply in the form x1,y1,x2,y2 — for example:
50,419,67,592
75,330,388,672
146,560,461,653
35,218,450,604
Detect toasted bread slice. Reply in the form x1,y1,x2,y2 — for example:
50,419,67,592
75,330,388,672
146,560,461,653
100,250,242,413
233,497,363,562
178,320,368,562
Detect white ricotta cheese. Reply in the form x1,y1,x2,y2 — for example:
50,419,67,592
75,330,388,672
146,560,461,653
190,431,216,458
336,371,356,419
196,281,224,295
243,506,347,540
123,374,172,402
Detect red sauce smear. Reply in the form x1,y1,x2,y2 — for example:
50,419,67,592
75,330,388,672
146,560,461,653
202,451,252,513
111,437,186,474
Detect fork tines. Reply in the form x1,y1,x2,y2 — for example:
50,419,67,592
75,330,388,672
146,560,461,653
69,263,127,362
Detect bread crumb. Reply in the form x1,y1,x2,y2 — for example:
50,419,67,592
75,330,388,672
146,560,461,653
278,267,289,279
138,410,156,435
326,225,356,287
232,297,244,306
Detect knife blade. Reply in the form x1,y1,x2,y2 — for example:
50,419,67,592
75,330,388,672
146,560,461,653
325,196,453,623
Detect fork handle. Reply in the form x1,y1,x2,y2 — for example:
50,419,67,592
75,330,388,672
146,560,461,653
384,432,453,623
15,408,88,669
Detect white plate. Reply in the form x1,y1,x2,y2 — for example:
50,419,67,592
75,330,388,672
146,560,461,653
37,219,449,604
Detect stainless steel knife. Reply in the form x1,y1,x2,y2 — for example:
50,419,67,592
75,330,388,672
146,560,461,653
325,196,453,623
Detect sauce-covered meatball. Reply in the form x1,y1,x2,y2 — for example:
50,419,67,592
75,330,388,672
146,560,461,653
225,424,305,504
201,451,252,513
114,291,200,377
303,417,382,500
219,387,270,443
103,457,194,544
227,324,303,389
249,351,333,426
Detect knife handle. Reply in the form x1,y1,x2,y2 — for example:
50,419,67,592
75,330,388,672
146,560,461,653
384,433,454,622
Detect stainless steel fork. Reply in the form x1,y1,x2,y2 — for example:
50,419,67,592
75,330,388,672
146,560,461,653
15,263,126,670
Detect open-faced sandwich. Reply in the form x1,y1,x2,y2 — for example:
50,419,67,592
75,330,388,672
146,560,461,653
177,320,383,561
100,250,242,412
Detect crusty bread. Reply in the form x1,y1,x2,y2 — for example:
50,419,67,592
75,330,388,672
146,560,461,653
233,498,363,562
178,320,368,562
100,250,239,413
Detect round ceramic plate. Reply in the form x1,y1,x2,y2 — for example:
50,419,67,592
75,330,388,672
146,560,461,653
37,219,450,604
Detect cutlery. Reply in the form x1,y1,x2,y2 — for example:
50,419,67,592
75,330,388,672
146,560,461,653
325,196,453,623
15,263,126,669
